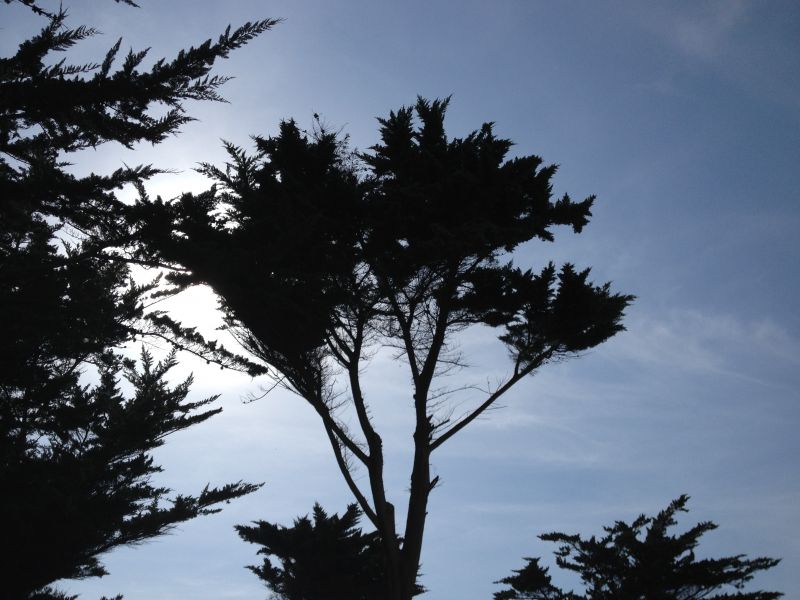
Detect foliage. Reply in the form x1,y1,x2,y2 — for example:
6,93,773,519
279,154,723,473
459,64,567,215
494,496,782,600
1,4,272,597
2,349,260,598
132,98,633,599
237,503,423,600
2,5,277,233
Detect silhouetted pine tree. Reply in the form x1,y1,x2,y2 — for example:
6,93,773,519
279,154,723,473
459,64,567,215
131,98,634,600
494,496,781,600
3,349,261,599
1,3,274,597
237,503,424,600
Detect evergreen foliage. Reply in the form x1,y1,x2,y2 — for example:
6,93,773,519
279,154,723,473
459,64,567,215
236,503,423,600
132,98,634,599
3,349,260,599
494,496,782,600
1,4,272,597
2,2,276,253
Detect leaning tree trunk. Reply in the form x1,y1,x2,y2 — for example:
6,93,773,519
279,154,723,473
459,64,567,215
400,423,433,600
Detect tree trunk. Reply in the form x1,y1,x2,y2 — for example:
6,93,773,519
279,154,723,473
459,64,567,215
398,419,433,600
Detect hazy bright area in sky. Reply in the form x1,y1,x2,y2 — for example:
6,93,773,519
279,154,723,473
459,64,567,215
4,0,799,598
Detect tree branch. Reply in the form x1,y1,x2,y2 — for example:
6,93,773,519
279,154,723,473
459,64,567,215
307,396,370,466
321,418,378,528
347,321,380,450
324,334,351,368
429,350,553,452
388,291,421,387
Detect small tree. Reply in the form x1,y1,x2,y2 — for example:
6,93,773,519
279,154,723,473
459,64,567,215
132,98,634,599
494,495,782,600
1,3,273,597
237,503,423,600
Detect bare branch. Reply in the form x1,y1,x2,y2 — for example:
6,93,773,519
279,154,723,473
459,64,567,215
346,320,380,448
325,334,352,368
429,349,554,451
241,375,286,404
387,291,421,386
307,396,370,466
102,253,191,272
321,418,378,528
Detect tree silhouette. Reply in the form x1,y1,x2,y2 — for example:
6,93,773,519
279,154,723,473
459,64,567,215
237,503,424,600
131,98,634,599
3,349,261,599
1,4,273,597
494,496,782,600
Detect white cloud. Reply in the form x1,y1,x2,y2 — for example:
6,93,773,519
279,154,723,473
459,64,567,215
672,0,749,60
606,307,800,384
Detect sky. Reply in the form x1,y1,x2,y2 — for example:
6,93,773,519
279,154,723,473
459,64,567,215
3,0,800,598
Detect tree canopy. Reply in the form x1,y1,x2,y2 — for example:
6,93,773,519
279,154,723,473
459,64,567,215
494,495,782,600
131,97,634,599
237,503,423,600
3,349,261,599
1,4,272,597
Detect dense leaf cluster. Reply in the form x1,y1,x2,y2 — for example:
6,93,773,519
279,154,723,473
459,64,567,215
495,496,782,600
133,98,633,400
2,5,277,233
237,503,422,600
3,350,259,598
131,97,633,599
1,5,270,598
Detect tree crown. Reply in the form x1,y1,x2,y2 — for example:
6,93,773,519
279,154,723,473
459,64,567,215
495,495,782,600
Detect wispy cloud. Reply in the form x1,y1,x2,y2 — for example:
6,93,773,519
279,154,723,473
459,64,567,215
626,1,800,112
671,0,750,61
607,308,800,385
626,0,750,63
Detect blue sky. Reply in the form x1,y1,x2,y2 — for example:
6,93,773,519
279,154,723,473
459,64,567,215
4,1,799,598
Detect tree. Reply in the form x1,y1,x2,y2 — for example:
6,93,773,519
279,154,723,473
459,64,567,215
131,98,634,599
237,503,423,600
494,495,782,600
3,349,261,600
1,3,274,597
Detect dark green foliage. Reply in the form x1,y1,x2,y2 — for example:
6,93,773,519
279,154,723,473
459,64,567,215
6,0,139,19
1,5,271,597
138,123,364,379
494,558,572,600
26,587,121,600
2,349,260,598
363,99,593,268
131,97,633,599
1,4,276,371
132,98,632,401
0,1,275,252
237,503,422,600
495,496,782,600
1,216,138,393
1,8,276,158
